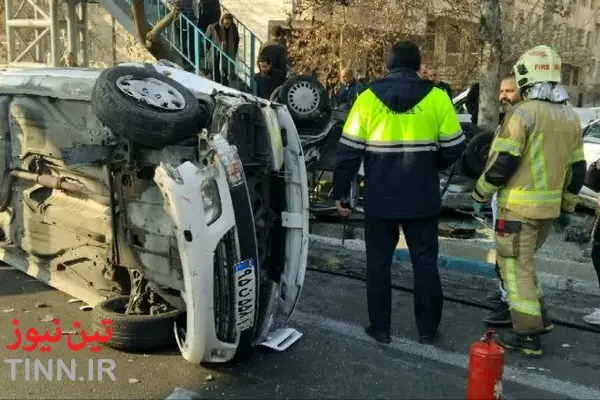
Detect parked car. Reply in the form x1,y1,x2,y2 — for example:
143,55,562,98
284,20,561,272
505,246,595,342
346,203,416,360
583,119,600,169
452,87,600,128
0,63,310,364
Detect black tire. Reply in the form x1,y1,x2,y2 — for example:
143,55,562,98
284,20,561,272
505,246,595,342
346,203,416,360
460,122,484,141
91,66,203,148
279,75,327,122
463,131,495,179
91,295,183,352
269,85,282,102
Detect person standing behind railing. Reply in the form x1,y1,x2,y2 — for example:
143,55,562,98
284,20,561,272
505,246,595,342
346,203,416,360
258,26,288,74
197,0,220,33
205,13,240,86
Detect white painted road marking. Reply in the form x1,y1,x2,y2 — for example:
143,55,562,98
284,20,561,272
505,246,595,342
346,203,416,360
292,311,600,400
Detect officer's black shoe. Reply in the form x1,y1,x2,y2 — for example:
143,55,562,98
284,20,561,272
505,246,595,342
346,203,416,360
498,331,543,358
365,326,391,344
418,331,439,345
485,291,504,306
483,303,512,326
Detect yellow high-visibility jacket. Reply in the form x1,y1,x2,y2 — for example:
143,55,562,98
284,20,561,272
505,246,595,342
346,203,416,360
472,100,585,219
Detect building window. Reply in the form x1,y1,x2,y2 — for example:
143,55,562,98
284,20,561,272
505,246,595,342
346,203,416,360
423,21,436,52
515,10,524,30
566,26,573,48
588,31,593,48
562,63,572,85
572,67,579,86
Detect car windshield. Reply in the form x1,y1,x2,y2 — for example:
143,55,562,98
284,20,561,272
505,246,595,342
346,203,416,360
584,120,600,139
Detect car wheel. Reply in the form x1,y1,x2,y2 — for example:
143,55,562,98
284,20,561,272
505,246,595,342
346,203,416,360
91,295,183,352
279,75,327,122
463,131,495,179
91,66,203,148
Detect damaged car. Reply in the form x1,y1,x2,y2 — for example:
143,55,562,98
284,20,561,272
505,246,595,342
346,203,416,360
0,63,309,364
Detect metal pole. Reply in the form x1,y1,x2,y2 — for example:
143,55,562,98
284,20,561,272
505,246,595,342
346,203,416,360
66,0,78,57
49,0,60,66
34,0,42,62
5,0,16,65
80,0,89,66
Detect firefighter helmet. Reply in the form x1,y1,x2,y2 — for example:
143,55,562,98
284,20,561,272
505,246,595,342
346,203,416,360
513,45,562,88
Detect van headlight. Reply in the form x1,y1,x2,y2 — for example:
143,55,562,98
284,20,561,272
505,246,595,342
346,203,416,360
201,179,222,225
211,134,244,187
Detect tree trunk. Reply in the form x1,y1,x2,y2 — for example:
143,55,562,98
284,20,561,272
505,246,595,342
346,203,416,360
477,0,502,132
131,0,183,65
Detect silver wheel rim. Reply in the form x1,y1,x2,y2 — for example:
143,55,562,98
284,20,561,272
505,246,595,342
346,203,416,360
287,80,320,116
116,75,186,111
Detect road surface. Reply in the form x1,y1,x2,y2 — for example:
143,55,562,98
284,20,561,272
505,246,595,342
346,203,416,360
1,264,599,399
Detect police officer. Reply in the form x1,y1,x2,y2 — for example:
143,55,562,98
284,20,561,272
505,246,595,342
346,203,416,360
472,45,585,357
333,41,466,344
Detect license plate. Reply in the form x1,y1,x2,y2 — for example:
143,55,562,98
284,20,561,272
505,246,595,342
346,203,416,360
234,259,256,332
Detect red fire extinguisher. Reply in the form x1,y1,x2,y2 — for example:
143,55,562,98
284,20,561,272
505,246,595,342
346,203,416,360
466,330,505,400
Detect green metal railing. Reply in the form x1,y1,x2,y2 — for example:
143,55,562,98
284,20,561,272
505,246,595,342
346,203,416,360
136,0,256,94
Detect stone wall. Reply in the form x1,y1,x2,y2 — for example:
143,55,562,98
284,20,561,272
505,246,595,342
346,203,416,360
87,5,153,67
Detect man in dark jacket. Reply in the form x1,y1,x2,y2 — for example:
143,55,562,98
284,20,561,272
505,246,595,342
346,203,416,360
197,0,221,33
332,41,466,345
428,67,453,99
334,67,364,108
254,55,285,99
258,25,288,72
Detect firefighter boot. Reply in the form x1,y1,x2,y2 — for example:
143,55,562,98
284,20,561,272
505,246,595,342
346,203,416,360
541,308,554,334
483,302,512,326
498,331,543,358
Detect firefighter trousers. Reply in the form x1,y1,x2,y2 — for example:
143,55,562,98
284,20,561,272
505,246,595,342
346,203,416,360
590,216,600,289
495,209,553,334
364,216,442,336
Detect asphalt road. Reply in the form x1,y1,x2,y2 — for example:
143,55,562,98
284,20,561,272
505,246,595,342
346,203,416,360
1,264,599,399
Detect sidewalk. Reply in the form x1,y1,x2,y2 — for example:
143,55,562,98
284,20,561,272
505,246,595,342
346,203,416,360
310,221,599,296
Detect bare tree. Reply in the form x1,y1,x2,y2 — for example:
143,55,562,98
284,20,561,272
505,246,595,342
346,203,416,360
130,0,183,64
286,0,596,123
477,0,502,131
285,0,428,91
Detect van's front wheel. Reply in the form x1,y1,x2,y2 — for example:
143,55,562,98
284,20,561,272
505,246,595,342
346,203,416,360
91,295,182,352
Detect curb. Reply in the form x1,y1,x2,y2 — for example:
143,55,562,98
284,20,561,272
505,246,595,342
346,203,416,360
393,249,496,278
309,234,600,297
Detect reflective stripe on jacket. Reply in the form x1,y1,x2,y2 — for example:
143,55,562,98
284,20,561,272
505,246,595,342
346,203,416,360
473,100,585,219
332,68,465,219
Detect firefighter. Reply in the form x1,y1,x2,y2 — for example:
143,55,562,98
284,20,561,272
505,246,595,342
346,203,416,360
333,41,466,345
484,73,523,327
471,45,586,358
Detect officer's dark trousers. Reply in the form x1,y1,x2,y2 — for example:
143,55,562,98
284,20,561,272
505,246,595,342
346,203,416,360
365,216,443,336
